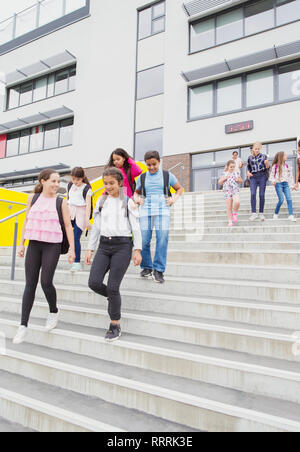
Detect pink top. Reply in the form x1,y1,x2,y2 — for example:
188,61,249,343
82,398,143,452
25,194,63,244
121,158,143,198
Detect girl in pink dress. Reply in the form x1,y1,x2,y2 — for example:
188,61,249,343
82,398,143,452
13,169,75,345
107,149,143,198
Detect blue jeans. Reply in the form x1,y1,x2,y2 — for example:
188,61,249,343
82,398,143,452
250,172,267,213
72,221,83,263
275,182,293,216
140,215,170,273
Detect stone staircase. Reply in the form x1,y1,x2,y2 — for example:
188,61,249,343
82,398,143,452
0,187,300,432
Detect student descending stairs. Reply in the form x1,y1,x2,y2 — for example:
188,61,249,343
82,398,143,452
0,187,300,431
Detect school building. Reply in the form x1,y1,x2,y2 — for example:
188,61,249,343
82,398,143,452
0,0,299,193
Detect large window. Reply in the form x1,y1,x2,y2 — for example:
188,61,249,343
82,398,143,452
190,0,300,53
3,118,74,158
135,128,163,161
6,65,76,110
137,65,164,100
189,60,300,120
138,1,166,40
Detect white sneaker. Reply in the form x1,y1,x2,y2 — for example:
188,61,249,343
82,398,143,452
249,213,258,221
273,214,279,220
288,215,297,222
45,312,59,332
259,214,265,222
71,263,81,272
13,326,27,345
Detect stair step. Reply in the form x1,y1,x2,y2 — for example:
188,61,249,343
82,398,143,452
1,344,300,432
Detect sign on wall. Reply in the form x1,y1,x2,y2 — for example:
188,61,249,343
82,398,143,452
225,121,254,134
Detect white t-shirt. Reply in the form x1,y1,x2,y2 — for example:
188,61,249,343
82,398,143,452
68,184,92,207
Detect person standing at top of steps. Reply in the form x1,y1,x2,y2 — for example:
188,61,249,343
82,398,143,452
134,151,183,284
247,142,270,222
269,152,296,222
13,169,75,345
67,167,92,273
219,160,243,228
294,140,300,191
232,151,244,175
106,148,143,198
86,167,142,343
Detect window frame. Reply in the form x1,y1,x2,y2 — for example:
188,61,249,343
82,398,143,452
138,1,166,41
136,63,165,101
188,59,300,121
6,64,76,111
3,117,74,158
189,0,300,54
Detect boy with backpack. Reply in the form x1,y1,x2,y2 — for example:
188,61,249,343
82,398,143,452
134,151,183,284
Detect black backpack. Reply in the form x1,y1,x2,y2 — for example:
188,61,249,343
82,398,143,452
140,170,172,198
31,194,69,255
67,182,93,219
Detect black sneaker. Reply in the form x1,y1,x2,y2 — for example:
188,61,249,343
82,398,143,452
105,323,121,342
140,269,153,278
153,270,165,284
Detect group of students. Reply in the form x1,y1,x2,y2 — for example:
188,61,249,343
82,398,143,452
13,149,182,345
219,140,300,227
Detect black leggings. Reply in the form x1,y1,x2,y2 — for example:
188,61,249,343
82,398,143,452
88,238,133,321
21,241,61,327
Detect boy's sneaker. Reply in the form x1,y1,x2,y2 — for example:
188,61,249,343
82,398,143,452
273,214,279,220
45,312,59,332
249,213,258,221
105,323,121,342
232,213,238,224
140,269,152,278
259,214,265,222
289,215,297,222
153,270,165,284
228,221,233,228
13,326,27,345
71,263,81,272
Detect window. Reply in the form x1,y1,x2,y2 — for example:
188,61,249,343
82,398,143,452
278,61,300,101
4,119,74,157
44,122,59,150
137,65,164,100
60,118,74,147
138,1,166,40
15,5,37,38
245,0,274,35
30,126,44,153
276,0,300,25
216,9,243,44
135,128,163,161
217,77,242,113
190,85,214,119
20,82,33,106
7,86,20,110
192,153,214,168
6,132,20,157
55,69,69,95
6,65,76,110
188,60,300,120
190,19,215,53
190,0,300,53
33,77,47,102
65,0,86,14
246,69,274,107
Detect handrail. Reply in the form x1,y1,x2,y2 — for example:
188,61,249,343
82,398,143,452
0,199,27,207
0,208,26,281
167,161,184,172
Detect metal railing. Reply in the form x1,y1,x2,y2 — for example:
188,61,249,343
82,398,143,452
0,200,27,281
167,161,185,187
0,0,86,47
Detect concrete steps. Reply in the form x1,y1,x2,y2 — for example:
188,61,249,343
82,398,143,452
1,187,300,431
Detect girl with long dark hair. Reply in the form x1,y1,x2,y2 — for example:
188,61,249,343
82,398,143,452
107,149,142,198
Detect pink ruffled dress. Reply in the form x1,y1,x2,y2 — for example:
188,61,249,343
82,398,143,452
25,194,63,244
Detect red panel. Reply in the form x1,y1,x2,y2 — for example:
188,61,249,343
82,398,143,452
0,134,7,159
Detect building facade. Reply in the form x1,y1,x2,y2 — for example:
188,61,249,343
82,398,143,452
0,0,299,192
